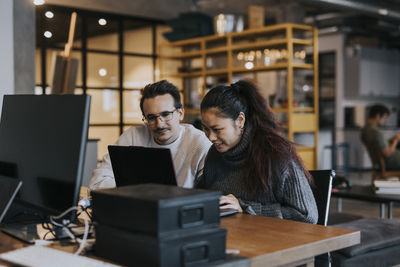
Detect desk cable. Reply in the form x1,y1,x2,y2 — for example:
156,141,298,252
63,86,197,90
45,205,91,255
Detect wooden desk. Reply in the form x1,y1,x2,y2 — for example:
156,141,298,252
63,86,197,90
0,214,359,267
0,230,26,254
332,185,400,218
221,214,360,267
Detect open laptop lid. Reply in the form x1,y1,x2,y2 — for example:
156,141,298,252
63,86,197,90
0,176,22,224
108,146,177,187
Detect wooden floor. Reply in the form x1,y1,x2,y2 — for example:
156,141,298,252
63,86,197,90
329,171,400,219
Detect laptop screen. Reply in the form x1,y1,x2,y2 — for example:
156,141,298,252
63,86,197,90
0,176,22,224
108,146,177,187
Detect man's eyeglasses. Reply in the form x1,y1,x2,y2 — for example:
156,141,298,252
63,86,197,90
142,109,177,125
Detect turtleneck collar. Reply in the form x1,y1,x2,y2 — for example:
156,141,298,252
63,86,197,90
220,124,252,162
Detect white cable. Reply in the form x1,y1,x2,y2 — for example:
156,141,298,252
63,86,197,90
74,209,89,255
62,226,76,241
52,206,80,220
49,205,90,255
49,216,64,228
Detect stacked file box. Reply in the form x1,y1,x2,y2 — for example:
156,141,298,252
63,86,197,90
91,184,226,266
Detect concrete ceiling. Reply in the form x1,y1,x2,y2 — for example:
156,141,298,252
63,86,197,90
44,0,400,49
45,0,191,19
45,0,400,21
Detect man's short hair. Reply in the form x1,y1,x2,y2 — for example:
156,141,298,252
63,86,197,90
140,80,182,114
368,104,390,118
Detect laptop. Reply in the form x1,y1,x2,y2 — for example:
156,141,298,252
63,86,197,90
0,176,22,224
108,145,238,217
108,145,177,187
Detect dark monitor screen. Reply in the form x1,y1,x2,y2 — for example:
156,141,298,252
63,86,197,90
0,95,90,214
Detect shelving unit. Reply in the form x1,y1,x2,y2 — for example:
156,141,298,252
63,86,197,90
159,23,319,169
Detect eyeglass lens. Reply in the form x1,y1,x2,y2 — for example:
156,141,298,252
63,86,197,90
145,109,176,123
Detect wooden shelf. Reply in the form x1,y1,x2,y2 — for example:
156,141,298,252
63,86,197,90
294,107,314,112
184,108,200,115
166,35,225,46
161,51,202,59
231,38,287,51
271,107,288,113
271,107,315,113
293,63,313,69
292,39,313,46
296,146,315,152
159,23,319,169
162,40,312,59
164,63,312,77
205,68,229,75
162,23,313,47
233,63,288,73
172,71,203,78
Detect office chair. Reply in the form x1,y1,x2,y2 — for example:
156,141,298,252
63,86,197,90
309,170,363,226
309,170,335,226
373,154,400,181
310,170,335,267
364,144,400,181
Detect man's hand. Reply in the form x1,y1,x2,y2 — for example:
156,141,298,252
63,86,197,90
383,133,400,157
219,194,243,212
389,133,400,144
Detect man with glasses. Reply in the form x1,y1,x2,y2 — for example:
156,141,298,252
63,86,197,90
89,80,211,190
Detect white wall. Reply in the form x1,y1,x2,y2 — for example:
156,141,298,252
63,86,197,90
0,0,35,111
0,0,14,109
13,0,35,95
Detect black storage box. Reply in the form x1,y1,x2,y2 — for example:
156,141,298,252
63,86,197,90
91,184,221,235
95,223,226,267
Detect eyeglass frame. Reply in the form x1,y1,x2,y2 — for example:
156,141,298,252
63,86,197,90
142,108,179,125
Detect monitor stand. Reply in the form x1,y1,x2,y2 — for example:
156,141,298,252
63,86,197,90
1,200,89,244
1,200,49,243
1,222,87,244
2,200,48,225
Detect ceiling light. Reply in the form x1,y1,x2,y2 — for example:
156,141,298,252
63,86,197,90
98,68,107,77
378,9,388,16
44,31,52,38
98,18,107,26
33,0,45,5
45,11,54,19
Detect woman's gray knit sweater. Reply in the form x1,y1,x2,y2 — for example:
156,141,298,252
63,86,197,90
196,127,318,224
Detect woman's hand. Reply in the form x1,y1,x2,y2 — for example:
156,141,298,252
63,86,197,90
220,194,243,213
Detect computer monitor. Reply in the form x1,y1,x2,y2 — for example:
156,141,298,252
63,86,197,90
0,95,90,217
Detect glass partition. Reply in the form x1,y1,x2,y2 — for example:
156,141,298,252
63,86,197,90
36,4,162,160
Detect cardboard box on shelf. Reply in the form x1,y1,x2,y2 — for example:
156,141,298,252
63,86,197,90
248,5,264,29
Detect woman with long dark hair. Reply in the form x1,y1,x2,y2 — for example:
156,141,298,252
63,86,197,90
196,80,318,223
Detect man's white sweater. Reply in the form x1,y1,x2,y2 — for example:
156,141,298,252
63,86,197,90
89,124,211,190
